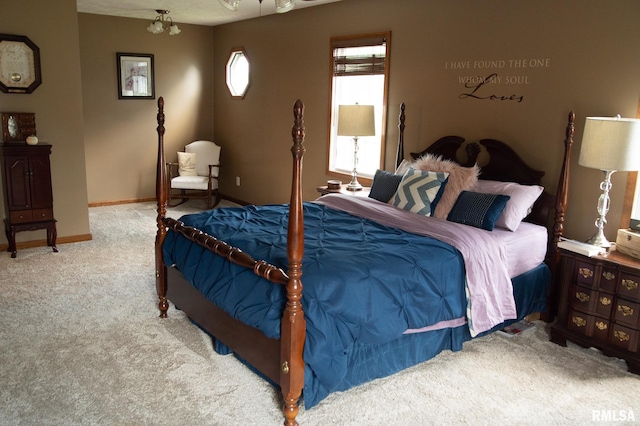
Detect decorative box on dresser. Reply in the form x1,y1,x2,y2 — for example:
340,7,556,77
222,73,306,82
1,142,57,258
550,248,640,374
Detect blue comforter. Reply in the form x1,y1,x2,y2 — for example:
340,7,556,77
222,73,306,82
162,202,467,407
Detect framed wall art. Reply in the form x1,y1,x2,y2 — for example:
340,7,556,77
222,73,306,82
116,52,155,99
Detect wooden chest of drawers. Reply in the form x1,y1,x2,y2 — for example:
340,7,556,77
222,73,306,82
550,248,640,373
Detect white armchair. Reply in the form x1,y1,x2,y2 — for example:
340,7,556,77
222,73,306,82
167,140,221,208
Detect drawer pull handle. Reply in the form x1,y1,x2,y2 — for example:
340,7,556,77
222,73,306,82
575,292,589,303
622,279,638,291
599,296,612,306
614,330,630,342
595,321,608,331
579,267,593,279
617,305,634,317
602,271,615,281
572,316,586,327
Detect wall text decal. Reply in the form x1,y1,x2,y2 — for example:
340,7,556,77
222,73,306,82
446,58,551,103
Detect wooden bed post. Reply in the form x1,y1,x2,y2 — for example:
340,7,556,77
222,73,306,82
280,99,306,426
546,110,575,320
396,102,406,169
155,97,169,318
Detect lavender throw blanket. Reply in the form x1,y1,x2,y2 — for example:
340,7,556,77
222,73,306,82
315,194,516,336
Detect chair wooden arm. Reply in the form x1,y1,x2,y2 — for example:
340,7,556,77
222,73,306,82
208,163,221,178
166,162,179,180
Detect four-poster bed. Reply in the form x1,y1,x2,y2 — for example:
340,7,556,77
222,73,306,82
154,97,574,425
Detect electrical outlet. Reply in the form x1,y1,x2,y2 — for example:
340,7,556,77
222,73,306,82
236,176,241,186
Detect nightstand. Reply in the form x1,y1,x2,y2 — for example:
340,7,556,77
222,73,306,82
316,185,370,197
549,248,640,374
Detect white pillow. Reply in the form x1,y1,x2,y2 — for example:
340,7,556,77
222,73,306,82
177,152,197,176
395,159,412,175
471,180,544,231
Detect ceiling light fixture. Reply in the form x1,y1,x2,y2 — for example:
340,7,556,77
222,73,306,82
218,0,295,14
147,9,181,35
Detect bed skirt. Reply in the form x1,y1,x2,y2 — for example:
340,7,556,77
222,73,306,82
207,262,550,408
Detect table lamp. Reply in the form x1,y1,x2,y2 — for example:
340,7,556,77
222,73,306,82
337,104,375,191
578,115,640,247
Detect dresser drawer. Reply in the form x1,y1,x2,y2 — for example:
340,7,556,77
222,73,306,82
10,210,33,223
619,272,640,302
615,299,640,328
610,323,640,353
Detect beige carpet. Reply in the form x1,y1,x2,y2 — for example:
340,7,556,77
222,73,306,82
1,200,639,425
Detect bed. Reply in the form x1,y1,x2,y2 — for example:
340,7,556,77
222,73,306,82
154,98,575,425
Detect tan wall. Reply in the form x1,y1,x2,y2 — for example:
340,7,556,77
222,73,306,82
0,0,90,246
212,0,640,242
78,13,215,205
2,0,639,249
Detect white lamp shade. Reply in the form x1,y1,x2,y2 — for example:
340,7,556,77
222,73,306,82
337,105,376,137
579,116,640,171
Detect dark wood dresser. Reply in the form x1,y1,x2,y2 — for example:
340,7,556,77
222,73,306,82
550,248,640,373
1,143,57,257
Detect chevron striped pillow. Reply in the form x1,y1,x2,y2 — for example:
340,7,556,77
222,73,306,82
390,168,449,216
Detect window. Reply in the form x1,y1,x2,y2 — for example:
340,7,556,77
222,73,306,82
225,48,249,98
622,172,639,227
621,101,640,229
327,33,391,182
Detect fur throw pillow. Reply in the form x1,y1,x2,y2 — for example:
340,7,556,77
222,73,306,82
411,154,480,219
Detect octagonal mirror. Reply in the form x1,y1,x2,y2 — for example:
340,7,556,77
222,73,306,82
226,48,249,99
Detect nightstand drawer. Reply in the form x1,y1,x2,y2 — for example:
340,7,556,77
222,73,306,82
599,266,618,293
568,309,592,335
615,299,640,328
567,309,609,342
570,285,613,318
619,272,640,302
576,261,596,288
570,285,596,313
610,323,640,353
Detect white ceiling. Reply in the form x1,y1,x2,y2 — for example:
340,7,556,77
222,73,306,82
76,0,342,27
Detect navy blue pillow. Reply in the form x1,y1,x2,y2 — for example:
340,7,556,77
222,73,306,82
369,169,403,202
447,191,510,231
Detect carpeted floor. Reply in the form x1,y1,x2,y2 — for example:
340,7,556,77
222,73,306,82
0,200,639,425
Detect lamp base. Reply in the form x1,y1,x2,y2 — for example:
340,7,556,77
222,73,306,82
585,228,612,248
345,181,363,191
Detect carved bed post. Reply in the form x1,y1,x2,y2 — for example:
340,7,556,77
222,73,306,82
396,102,406,169
280,99,306,426
155,97,169,318
547,110,575,320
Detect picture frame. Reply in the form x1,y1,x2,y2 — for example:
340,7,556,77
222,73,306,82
1,112,36,142
116,53,154,99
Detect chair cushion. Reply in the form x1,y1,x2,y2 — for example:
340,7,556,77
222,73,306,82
171,175,218,190
177,152,197,176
